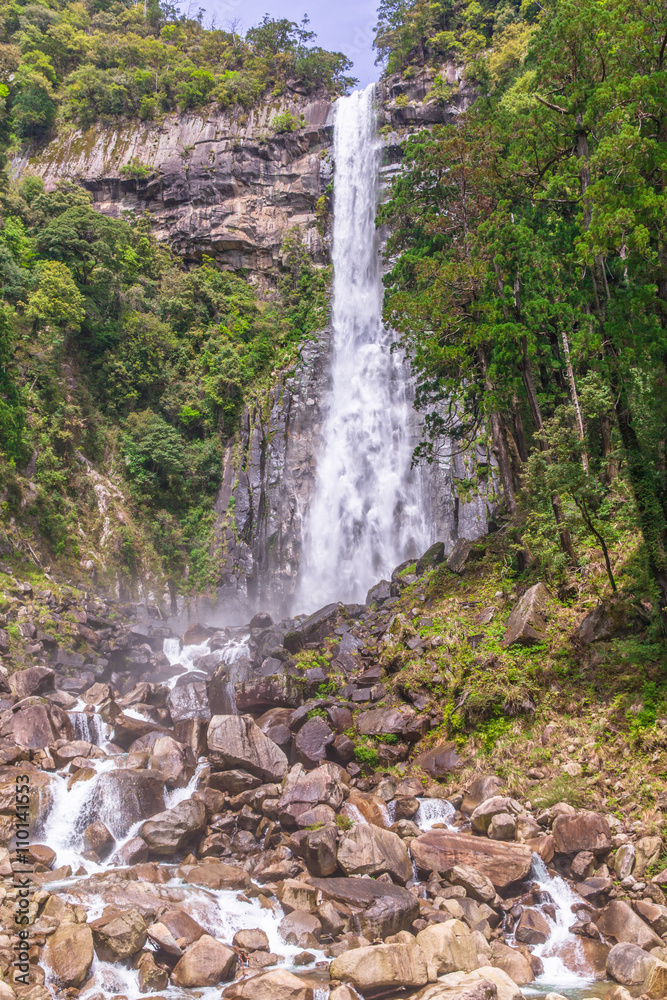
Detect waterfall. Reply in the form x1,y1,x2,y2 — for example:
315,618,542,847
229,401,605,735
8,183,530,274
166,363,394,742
297,83,431,611
529,854,595,989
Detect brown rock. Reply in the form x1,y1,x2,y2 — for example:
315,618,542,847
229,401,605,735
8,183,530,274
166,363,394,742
330,941,428,991
411,830,533,888
413,742,463,778
207,714,288,781
91,907,147,960
233,929,270,952
416,920,479,978
95,769,165,828
180,623,215,646
304,823,338,877
552,810,612,855
490,942,534,986
606,942,659,985
419,967,522,1000
461,776,503,815
644,961,667,998
182,861,251,890
337,822,413,884
44,923,94,987
115,836,149,865
140,798,206,854
278,910,321,948
223,969,314,1000
149,736,196,789
515,908,551,945
294,716,335,768
137,951,169,992
503,583,549,647
308,876,419,940
596,900,662,949
83,822,115,859
160,908,206,947
9,667,55,699
171,934,237,986
446,865,496,905
1,702,73,748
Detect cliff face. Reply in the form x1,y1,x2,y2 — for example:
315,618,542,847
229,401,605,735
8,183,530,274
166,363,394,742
15,95,335,278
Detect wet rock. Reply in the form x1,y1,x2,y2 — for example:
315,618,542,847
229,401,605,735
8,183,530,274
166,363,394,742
502,583,550,647
416,919,479,978
308,876,419,939
416,541,446,575
171,934,237,986
44,923,94,986
515,908,550,945
411,831,533,888
366,580,392,605
140,798,206,854
147,921,184,956
304,823,338,877
278,762,345,822
0,701,73,748
233,928,270,952
284,604,348,653
207,768,262,794
571,851,596,879
112,713,168,749
223,969,314,1000
447,539,473,574
115,836,149,865
91,907,147,960
182,861,251,890
337,822,412,884
95,769,165,827
160,908,206,947
180,623,216,647
83,822,115,860
552,811,612,855
413,742,463,778
596,900,662,949
279,910,321,948
149,735,196,789
167,682,211,723
446,866,496,905
606,942,659,984
294,715,335,767
489,942,534,985
9,666,55,699
341,789,390,827
207,714,288,781
137,951,169,991
461,776,503,815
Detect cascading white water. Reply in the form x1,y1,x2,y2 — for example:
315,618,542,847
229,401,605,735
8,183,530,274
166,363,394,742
529,855,595,990
415,797,456,831
297,83,431,611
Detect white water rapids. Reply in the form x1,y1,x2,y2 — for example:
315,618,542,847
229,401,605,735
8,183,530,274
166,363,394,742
297,84,431,610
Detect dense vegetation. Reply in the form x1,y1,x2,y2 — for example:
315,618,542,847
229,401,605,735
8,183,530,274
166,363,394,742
2,0,355,138
378,0,667,615
0,178,329,593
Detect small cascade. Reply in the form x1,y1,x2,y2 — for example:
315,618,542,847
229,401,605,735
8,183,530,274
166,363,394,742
164,759,206,810
37,757,119,873
163,633,250,694
529,855,595,990
415,797,456,831
68,710,106,746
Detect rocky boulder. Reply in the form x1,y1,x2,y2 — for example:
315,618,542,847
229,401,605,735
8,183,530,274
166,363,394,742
411,831,533,888
416,920,479,978
596,900,662,950
552,811,612,855
171,934,237,986
308,876,419,940
337,822,413,884
207,715,287,781
140,798,206,855
44,923,94,987
167,682,211,722
149,736,196,789
330,941,428,991
303,823,338,877
420,968,523,1000
606,943,659,984
503,583,549,647
94,769,165,830
0,701,73,748
224,969,314,1000
9,666,55,699
91,908,147,960
470,797,523,835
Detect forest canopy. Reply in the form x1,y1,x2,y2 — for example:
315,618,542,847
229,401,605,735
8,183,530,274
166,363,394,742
377,0,667,608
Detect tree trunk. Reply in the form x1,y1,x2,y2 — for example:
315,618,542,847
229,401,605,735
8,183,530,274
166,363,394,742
478,349,516,515
561,330,589,472
599,413,619,483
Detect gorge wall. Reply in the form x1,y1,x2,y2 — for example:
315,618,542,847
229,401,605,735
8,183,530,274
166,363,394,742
14,66,486,618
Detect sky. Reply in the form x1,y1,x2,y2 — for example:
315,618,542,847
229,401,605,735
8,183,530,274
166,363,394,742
201,0,381,88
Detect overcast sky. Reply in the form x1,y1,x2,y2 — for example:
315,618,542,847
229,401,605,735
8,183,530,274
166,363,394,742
201,0,381,87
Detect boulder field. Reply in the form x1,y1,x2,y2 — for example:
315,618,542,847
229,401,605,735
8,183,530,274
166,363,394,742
0,555,665,1000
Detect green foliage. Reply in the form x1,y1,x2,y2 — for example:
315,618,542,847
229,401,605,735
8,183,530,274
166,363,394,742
3,5,356,138
379,0,667,607
353,741,380,767
336,814,353,831
269,110,303,133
